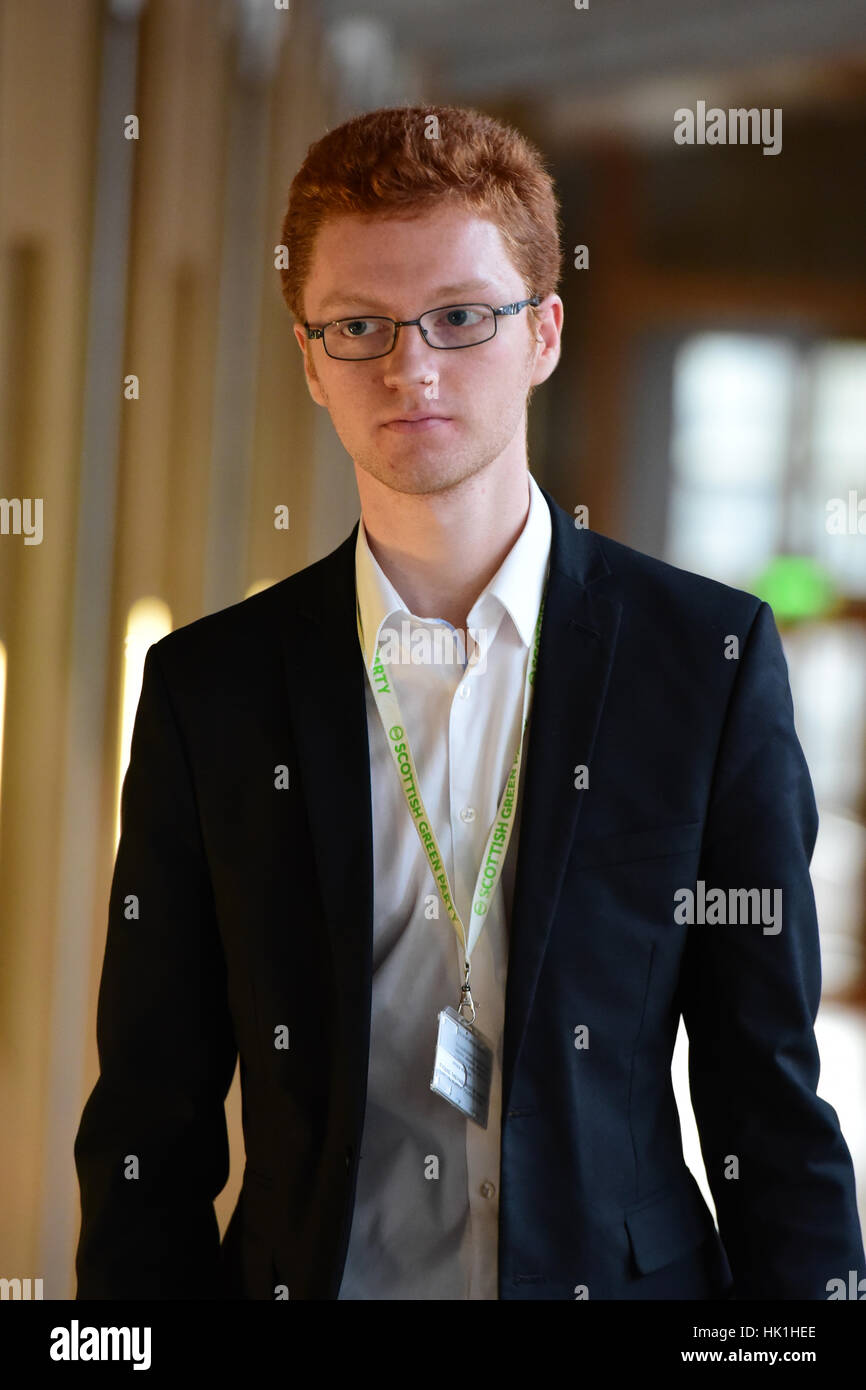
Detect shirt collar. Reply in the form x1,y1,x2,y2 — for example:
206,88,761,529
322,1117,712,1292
354,470,552,671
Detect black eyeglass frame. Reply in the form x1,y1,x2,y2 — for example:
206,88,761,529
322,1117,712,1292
304,296,542,360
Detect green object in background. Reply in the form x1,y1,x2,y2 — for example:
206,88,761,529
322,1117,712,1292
748,555,837,621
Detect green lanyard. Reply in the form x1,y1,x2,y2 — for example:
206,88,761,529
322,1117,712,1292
357,592,544,1022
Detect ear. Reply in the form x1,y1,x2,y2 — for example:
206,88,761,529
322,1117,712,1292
293,323,328,407
528,294,564,386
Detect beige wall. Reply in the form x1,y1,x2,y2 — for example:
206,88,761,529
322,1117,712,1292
0,0,351,1298
0,0,104,1297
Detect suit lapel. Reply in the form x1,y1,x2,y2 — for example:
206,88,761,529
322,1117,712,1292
275,488,622,1129
502,489,622,1113
278,526,375,1139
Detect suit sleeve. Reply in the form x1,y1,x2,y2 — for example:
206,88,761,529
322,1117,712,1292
681,599,865,1298
74,640,238,1298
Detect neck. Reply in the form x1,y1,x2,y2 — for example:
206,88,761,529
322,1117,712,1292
357,450,531,633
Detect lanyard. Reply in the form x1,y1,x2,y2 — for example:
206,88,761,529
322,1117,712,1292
357,589,545,1025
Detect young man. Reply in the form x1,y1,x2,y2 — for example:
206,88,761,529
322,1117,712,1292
75,104,864,1301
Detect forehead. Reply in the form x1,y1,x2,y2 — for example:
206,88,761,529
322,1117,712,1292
304,204,520,313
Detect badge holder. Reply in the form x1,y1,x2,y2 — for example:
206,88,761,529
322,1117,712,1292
430,973,493,1129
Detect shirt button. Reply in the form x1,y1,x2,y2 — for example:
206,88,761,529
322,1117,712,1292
460,806,476,823
458,682,471,698
480,1180,496,1199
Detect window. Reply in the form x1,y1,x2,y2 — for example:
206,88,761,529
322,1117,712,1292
667,331,866,596
666,331,866,995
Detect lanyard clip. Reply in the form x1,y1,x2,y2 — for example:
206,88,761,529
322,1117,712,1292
458,958,476,1025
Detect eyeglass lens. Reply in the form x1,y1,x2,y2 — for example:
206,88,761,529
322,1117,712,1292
323,303,496,358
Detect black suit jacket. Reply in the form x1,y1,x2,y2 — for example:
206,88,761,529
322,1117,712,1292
74,485,865,1299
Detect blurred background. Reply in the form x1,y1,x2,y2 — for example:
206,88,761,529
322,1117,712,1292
1,0,865,1298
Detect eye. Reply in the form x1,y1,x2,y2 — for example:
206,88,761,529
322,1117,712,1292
442,307,483,328
340,319,376,337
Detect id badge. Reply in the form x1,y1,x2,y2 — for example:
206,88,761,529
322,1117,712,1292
430,1005,493,1128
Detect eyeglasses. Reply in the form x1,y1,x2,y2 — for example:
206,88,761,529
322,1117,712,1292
304,296,541,361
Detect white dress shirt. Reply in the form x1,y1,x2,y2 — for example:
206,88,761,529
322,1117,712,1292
337,470,552,1299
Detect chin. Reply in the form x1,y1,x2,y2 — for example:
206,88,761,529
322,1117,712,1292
391,463,491,499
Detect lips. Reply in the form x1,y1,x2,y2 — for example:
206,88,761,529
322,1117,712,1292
382,412,449,424
381,413,452,434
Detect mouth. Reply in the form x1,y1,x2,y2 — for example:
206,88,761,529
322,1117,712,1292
381,415,452,434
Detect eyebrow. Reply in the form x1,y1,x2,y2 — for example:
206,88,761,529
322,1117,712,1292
316,279,501,317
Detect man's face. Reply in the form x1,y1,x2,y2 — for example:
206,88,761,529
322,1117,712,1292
293,203,562,497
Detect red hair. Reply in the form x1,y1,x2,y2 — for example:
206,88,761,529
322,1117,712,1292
279,104,562,327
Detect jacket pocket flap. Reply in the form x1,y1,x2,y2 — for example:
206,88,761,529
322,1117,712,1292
571,820,703,872
624,1174,716,1276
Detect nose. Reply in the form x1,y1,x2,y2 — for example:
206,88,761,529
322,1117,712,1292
380,321,441,390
